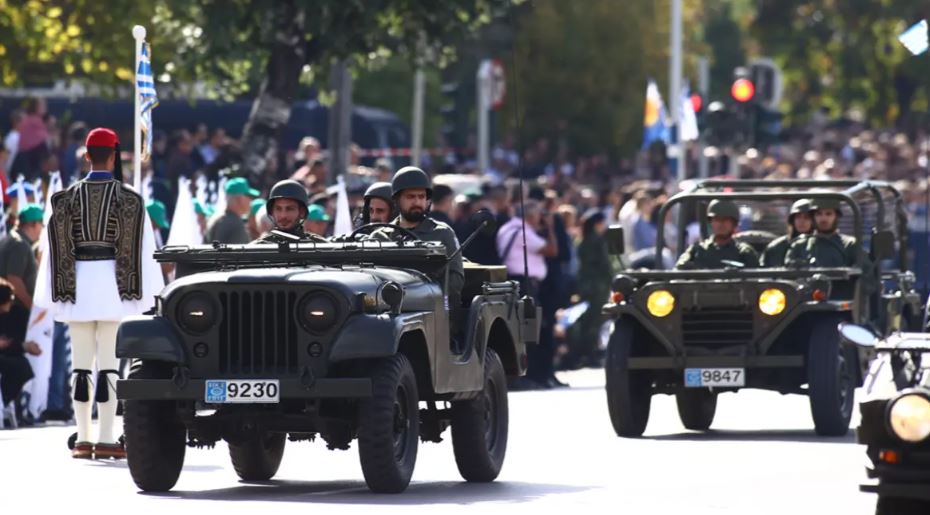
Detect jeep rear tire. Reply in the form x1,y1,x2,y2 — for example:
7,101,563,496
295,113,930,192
358,354,419,493
605,322,652,437
676,389,717,430
229,433,286,481
451,349,509,482
807,318,854,436
123,361,187,492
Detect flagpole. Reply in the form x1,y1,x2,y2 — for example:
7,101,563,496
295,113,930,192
669,0,684,182
132,25,146,190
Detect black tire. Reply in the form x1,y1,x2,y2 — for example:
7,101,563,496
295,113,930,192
876,496,930,515
123,361,187,492
357,354,419,494
228,433,286,481
450,349,509,482
676,389,717,430
605,322,652,437
807,318,855,436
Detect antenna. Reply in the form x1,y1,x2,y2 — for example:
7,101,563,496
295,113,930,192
506,5,530,288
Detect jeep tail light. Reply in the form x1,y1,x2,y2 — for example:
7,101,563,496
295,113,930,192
878,449,900,464
812,289,828,302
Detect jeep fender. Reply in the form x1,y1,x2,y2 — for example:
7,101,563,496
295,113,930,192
328,312,435,362
115,315,187,364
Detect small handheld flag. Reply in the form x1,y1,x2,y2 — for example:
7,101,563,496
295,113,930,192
898,20,929,56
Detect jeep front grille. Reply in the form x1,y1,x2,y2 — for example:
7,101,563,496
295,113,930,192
681,308,754,349
218,290,299,374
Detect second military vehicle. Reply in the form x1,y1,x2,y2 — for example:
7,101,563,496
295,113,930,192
603,180,921,437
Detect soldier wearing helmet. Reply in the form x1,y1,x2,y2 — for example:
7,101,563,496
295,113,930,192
760,199,814,267
785,197,857,267
390,166,464,307
675,199,758,269
361,181,394,225
253,180,319,243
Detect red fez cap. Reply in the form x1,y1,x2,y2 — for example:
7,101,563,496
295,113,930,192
85,128,119,148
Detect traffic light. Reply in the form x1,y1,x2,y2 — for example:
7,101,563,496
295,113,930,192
730,67,755,104
440,81,461,148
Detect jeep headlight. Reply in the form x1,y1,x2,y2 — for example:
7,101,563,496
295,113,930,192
176,292,217,334
646,290,675,317
887,392,930,443
299,293,338,333
758,288,786,316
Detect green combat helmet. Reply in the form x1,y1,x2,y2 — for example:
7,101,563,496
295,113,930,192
391,167,432,198
267,180,309,221
809,197,843,216
789,199,813,220
364,182,394,204
706,199,740,221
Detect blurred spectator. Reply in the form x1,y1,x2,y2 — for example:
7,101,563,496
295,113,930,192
10,99,49,182
0,277,39,425
430,184,455,226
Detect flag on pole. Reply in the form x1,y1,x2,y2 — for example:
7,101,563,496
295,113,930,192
0,192,6,239
680,84,700,142
136,42,159,162
642,79,670,150
166,176,204,247
23,171,62,419
328,175,353,236
898,20,929,56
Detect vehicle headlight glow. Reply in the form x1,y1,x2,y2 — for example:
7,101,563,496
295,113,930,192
887,392,930,443
646,290,675,317
299,293,338,333
176,292,217,334
758,288,786,316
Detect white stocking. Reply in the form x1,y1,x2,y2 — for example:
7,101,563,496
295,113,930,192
95,321,120,444
68,321,97,443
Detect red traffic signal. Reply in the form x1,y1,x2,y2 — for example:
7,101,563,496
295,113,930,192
731,78,755,103
689,93,703,113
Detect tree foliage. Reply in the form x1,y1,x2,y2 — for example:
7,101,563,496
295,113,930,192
752,0,930,125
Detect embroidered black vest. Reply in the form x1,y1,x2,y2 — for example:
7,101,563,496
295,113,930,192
47,178,145,302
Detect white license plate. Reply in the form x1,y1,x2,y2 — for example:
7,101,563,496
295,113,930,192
684,368,745,388
204,379,280,403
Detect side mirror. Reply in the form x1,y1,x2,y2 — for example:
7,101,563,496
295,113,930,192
837,322,877,348
607,225,625,255
871,230,895,261
470,208,497,236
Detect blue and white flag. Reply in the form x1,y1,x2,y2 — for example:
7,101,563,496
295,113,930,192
136,42,159,161
642,79,670,150
680,84,700,142
898,19,929,56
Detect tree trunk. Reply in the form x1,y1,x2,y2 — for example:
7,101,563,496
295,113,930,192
240,0,306,189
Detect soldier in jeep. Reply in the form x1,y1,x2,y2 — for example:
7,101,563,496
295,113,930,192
675,199,758,269
785,197,856,267
760,199,814,267
253,180,325,243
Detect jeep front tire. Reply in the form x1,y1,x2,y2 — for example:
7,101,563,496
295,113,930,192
605,322,652,437
123,361,187,492
357,354,419,493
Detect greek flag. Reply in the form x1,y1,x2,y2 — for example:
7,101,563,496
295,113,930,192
137,42,158,161
898,20,929,56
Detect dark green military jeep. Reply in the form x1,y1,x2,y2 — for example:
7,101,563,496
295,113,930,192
603,179,921,437
116,219,538,493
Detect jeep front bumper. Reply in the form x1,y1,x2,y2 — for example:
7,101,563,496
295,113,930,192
117,378,372,400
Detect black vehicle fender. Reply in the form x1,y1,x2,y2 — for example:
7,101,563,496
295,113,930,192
115,315,188,364
328,312,435,363
465,296,524,375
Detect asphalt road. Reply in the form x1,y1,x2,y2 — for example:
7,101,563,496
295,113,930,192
1,368,875,514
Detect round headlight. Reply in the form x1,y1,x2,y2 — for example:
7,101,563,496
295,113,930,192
888,393,930,443
758,288,786,316
646,290,675,317
299,293,338,333
176,292,217,334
